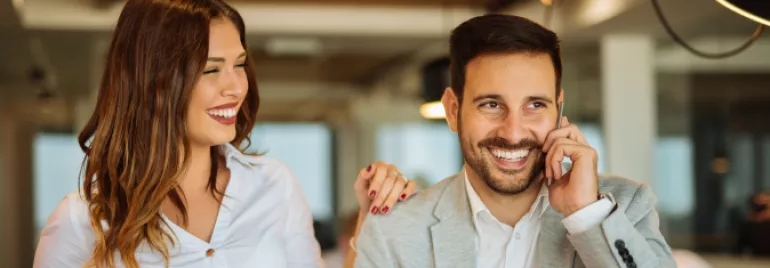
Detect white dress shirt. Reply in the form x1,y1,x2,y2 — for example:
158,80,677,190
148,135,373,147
464,171,613,268
34,144,323,268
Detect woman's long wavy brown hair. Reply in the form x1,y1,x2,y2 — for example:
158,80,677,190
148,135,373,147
77,0,259,267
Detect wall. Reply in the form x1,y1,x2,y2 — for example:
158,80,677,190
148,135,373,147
0,101,37,268
0,95,7,268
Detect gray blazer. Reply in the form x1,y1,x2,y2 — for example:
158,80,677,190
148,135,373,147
354,173,675,268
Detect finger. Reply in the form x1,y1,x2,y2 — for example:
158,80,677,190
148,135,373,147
400,180,418,201
354,168,370,199
544,153,552,181
371,165,398,214
563,117,589,145
543,124,588,152
367,163,389,201
548,143,565,181
380,176,406,215
542,127,574,152
355,164,376,190
546,138,576,181
358,163,376,180
551,141,597,181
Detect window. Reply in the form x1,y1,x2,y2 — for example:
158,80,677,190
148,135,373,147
654,136,695,217
33,133,84,232
247,123,334,221
376,122,462,187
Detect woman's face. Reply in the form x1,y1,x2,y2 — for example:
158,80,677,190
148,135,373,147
187,18,248,148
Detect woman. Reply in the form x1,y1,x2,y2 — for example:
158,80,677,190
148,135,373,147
33,0,415,267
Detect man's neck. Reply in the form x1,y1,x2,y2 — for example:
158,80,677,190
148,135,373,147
465,164,542,227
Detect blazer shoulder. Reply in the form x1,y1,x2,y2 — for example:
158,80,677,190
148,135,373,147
598,174,659,204
598,174,659,221
598,174,643,193
367,175,458,232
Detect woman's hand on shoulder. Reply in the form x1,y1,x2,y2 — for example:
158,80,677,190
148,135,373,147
354,162,417,217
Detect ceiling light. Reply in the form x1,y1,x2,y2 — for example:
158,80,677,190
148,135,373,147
420,101,445,119
264,37,322,57
716,0,770,27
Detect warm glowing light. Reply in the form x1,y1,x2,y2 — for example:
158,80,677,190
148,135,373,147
577,0,626,26
715,0,770,27
540,0,553,6
712,157,730,175
419,101,445,119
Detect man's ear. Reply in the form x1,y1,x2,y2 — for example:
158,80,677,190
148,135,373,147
442,87,459,133
557,88,564,104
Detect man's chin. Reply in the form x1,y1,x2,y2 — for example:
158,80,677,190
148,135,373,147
484,169,537,195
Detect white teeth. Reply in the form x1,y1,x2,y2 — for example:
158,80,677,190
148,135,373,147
491,149,530,161
207,108,237,118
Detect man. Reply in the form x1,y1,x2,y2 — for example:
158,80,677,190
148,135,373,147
354,14,675,268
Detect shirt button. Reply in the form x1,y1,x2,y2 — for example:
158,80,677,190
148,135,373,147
206,248,215,257
515,233,521,239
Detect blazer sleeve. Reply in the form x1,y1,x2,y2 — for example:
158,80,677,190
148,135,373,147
566,183,676,268
353,216,396,268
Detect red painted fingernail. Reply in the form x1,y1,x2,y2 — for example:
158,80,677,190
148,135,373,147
371,206,379,214
367,165,372,172
369,190,376,198
381,206,389,214
400,193,407,200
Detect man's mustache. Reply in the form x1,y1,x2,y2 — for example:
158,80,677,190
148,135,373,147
477,137,541,150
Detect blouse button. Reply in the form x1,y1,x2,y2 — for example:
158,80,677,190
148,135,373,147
206,248,215,257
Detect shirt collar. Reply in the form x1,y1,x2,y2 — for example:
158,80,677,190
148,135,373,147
463,169,550,226
218,143,260,167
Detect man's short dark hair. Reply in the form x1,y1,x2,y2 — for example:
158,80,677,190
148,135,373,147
449,14,562,102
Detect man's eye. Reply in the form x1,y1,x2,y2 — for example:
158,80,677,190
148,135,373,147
528,102,546,109
481,101,499,109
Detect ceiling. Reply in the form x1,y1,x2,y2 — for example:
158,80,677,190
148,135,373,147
3,0,769,99
253,51,406,84
248,36,434,83
228,0,485,7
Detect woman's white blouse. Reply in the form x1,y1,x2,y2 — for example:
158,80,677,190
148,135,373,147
33,144,324,268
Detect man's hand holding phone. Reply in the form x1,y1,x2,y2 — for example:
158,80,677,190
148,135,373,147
542,116,600,217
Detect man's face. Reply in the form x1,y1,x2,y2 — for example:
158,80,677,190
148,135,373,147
444,53,558,195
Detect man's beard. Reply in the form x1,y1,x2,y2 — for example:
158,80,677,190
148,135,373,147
459,124,545,196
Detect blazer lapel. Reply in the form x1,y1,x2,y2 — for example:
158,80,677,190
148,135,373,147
430,174,477,268
536,208,575,268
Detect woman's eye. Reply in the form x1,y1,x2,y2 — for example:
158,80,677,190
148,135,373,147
203,68,219,75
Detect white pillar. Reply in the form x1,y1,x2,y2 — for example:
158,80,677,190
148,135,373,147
601,35,656,184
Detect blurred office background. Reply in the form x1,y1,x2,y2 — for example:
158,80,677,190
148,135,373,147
1,0,769,267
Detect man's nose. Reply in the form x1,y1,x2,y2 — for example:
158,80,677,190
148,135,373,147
495,113,528,144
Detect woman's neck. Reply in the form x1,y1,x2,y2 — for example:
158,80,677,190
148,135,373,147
178,144,214,191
